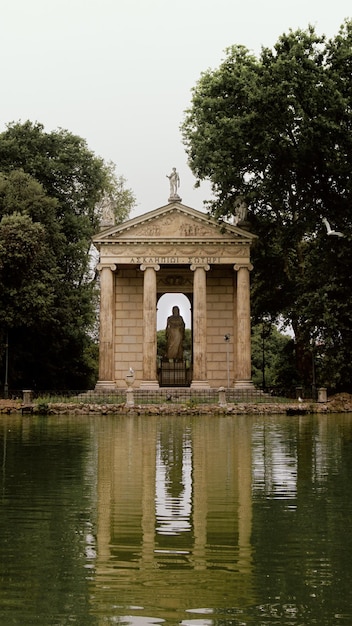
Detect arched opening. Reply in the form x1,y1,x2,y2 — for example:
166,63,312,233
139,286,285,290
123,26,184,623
157,293,191,330
157,293,192,387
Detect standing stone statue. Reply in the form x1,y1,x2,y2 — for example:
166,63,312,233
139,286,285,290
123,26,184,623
234,196,248,224
99,193,115,226
165,306,185,360
166,167,180,199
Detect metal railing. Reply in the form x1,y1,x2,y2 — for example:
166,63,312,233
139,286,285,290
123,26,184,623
1,387,293,406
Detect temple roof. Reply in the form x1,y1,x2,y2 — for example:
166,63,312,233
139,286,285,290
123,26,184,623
93,201,257,247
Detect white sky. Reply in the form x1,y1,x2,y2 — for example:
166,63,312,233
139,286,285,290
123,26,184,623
1,0,350,215
1,0,351,328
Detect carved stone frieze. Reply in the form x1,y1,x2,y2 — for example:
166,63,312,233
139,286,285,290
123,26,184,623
137,225,161,236
136,214,181,236
179,222,215,237
158,274,193,287
111,210,243,241
132,213,217,239
101,243,249,261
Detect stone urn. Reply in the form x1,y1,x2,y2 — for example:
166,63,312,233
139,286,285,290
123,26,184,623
125,369,135,388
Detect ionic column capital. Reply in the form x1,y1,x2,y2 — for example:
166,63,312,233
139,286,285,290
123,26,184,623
140,263,160,272
190,263,210,272
96,263,117,272
233,263,253,272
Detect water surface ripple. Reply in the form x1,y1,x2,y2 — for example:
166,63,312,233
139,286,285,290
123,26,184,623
1,413,351,625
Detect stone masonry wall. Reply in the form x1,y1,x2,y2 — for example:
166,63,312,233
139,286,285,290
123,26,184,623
113,266,237,389
206,268,235,388
114,269,144,386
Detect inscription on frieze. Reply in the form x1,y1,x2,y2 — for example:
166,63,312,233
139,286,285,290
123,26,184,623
130,256,221,265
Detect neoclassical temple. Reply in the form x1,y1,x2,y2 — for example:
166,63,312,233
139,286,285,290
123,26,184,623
92,196,257,390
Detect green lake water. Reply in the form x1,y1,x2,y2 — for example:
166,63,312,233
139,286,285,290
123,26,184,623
1,412,352,625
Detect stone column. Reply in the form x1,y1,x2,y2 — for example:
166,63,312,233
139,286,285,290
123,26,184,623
190,264,210,388
234,263,254,388
233,271,238,383
96,263,117,390
140,263,160,389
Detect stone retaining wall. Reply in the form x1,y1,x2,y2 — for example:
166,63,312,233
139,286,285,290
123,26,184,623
2,395,352,416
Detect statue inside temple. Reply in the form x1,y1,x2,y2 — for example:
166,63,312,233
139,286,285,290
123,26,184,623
165,305,185,360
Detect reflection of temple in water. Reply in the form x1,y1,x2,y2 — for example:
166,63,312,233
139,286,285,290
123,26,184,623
155,424,192,536
87,413,352,625
93,415,255,616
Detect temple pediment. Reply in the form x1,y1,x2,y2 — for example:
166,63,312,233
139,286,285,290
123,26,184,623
93,202,256,246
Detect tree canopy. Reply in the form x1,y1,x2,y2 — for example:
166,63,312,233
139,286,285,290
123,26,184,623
182,21,352,392
0,121,135,391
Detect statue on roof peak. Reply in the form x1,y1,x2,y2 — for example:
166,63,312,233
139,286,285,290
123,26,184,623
166,167,181,202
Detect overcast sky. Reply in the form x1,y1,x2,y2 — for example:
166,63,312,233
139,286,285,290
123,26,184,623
1,0,351,327
1,0,351,216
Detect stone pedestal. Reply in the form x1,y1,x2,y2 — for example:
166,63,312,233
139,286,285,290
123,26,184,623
317,387,327,403
125,388,134,406
22,389,33,405
218,386,227,407
168,194,182,203
160,360,187,386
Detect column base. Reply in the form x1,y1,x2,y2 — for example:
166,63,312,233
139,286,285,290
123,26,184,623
139,380,160,390
95,380,116,391
233,379,255,389
190,380,210,389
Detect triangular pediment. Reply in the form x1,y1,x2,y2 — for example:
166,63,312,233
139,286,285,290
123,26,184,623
93,202,256,245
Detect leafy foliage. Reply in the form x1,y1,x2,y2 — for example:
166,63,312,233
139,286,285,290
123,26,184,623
182,21,352,391
251,323,298,393
0,121,135,390
0,211,58,328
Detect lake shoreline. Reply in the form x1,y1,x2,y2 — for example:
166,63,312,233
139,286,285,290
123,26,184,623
2,393,352,416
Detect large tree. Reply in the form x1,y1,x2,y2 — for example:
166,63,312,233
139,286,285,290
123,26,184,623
0,122,135,391
182,21,352,391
